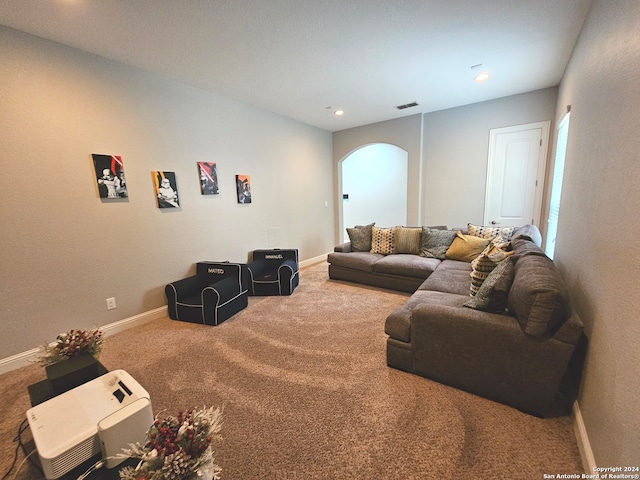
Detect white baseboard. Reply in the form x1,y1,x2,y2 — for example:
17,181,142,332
0,259,329,377
0,306,167,376
300,253,329,268
573,400,596,473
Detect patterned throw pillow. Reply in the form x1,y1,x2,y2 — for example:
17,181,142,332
394,227,422,254
370,226,396,255
346,223,375,252
470,236,514,296
445,231,490,262
464,256,515,313
468,223,516,240
419,227,457,259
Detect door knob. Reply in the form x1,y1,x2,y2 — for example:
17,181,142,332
491,220,500,225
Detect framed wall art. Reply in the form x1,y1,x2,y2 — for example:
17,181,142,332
92,154,128,199
235,175,252,204
198,162,219,195
152,171,180,208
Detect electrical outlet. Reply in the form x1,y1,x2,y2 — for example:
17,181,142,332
106,297,116,310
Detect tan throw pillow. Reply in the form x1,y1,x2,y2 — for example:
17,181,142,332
394,227,422,254
468,223,516,240
446,231,490,262
470,240,514,296
370,226,396,255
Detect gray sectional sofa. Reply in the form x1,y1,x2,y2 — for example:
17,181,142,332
327,224,585,417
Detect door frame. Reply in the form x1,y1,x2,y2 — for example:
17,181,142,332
339,143,409,243
484,121,550,227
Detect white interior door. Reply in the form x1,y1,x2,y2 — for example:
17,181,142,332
484,122,549,228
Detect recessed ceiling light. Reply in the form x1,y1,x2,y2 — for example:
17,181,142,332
471,63,490,82
334,110,344,116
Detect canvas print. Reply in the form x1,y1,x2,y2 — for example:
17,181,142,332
153,171,180,208
92,154,128,199
198,162,219,195
236,175,252,204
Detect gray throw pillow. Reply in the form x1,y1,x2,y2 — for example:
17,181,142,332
464,256,515,313
346,223,375,252
507,254,570,338
420,227,457,260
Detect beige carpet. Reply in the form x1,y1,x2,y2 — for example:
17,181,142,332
0,262,584,479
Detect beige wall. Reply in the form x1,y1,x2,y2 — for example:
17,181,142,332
332,114,423,241
554,0,640,466
0,27,334,359
422,88,558,230
333,89,558,233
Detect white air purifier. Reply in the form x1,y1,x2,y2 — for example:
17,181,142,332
26,369,152,479
98,396,154,468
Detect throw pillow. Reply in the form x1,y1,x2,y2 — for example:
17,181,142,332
346,223,375,252
470,238,514,296
467,223,516,240
394,227,422,254
419,227,457,260
445,231,490,262
370,226,396,255
464,256,515,313
507,254,570,338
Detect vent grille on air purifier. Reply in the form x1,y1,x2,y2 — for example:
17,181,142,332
49,435,101,479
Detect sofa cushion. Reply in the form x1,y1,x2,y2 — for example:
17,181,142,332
385,290,469,342
420,227,457,259
394,227,422,254
374,254,439,279
464,256,515,313
437,259,474,271
470,239,514,296
445,231,490,262
507,254,570,338
418,267,472,296
370,226,396,255
468,223,516,240
346,223,375,252
326,251,383,272
511,237,548,257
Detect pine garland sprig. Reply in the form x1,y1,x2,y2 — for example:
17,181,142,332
34,328,104,366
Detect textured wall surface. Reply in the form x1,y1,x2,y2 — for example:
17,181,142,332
554,0,640,467
0,27,333,358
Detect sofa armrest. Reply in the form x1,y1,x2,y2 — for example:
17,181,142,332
278,259,298,277
202,277,241,304
247,259,268,277
409,304,581,416
165,275,203,300
334,242,352,253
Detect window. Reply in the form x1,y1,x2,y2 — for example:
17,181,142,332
545,112,570,259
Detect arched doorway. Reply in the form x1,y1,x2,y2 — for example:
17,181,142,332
340,143,408,242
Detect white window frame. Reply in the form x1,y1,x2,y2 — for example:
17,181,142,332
545,112,570,259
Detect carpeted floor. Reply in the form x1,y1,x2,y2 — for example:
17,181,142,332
0,262,584,479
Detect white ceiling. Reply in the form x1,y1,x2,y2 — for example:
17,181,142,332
0,0,592,132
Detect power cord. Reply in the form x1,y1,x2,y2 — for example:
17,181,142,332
1,418,38,480
76,459,106,480
12,449,38,480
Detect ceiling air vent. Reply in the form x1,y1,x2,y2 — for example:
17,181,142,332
395,101,419,110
